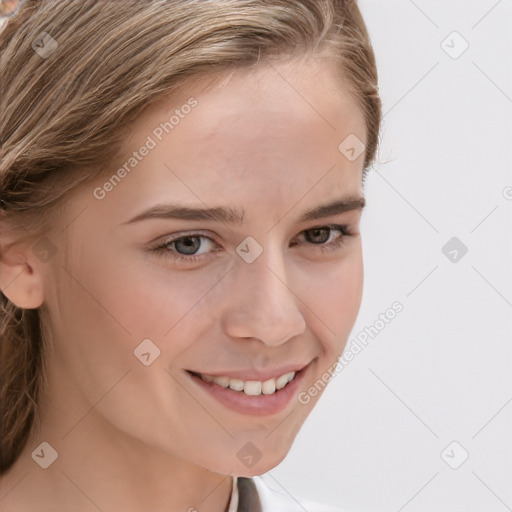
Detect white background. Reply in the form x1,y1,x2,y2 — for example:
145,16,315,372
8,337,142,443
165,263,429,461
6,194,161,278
268,1,512,510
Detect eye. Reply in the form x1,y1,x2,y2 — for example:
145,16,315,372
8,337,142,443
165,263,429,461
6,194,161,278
294,224,353,254
148,224,353,264
148,232,221,264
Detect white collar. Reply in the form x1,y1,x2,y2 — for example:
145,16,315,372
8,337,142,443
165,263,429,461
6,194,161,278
227,476,239,512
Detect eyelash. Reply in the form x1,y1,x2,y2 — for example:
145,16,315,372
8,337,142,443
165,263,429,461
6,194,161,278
148,224,353,264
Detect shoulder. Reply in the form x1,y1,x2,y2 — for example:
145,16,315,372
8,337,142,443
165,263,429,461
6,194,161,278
247,474,347,512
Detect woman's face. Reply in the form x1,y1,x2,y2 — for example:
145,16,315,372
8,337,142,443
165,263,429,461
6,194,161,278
42,57,367,476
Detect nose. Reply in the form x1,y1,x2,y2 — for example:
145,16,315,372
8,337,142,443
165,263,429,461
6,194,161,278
221,245,307,347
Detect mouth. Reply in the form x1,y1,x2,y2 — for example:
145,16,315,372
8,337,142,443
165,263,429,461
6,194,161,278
184,360,315,416
185,368,298,396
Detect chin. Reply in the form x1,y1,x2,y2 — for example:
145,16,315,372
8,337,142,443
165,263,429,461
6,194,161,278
233,450,289,478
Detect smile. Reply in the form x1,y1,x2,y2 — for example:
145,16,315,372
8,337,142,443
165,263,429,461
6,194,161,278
193,371,296,396
185,360,314,416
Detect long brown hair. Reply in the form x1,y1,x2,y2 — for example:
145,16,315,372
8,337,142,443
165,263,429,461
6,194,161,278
0,0,381,475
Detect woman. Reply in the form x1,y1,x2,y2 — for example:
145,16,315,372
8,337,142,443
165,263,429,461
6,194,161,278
0,0,381,510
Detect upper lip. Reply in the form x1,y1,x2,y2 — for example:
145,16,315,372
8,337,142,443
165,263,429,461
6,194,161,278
187,360,313,382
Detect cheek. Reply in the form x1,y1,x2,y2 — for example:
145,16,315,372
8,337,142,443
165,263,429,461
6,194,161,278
69,251,226,349
300,249,364,353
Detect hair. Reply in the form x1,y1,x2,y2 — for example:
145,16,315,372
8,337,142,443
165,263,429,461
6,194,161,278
0,0,381,475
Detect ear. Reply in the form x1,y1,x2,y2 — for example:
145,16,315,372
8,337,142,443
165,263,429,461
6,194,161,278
0,228,49,309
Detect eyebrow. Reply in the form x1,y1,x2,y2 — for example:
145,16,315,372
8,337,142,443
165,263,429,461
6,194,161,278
124,196,365,226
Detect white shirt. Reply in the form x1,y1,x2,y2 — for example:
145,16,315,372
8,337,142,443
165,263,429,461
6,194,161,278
227,475,346,512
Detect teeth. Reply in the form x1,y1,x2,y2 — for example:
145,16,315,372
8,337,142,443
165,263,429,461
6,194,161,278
229,378,244,392
244,381,262,396
200,371,296,396
261,378,276,395
275,373,289,390
214,376,229,388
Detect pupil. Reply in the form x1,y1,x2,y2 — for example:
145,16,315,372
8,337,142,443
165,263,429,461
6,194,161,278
308,228,329,244
176,236,200,255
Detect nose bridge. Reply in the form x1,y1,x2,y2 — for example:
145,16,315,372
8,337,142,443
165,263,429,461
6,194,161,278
222,238,306,345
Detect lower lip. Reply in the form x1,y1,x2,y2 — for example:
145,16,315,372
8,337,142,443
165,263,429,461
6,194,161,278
185,362,312,416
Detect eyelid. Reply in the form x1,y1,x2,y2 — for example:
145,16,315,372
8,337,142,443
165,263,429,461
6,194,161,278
148,224,352,247
146,230,220,254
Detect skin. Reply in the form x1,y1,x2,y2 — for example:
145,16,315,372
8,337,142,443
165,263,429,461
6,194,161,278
0,0,21,17
0,56,367,512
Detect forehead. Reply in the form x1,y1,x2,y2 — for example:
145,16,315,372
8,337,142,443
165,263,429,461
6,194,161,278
82,58,367,225
139,57,364,144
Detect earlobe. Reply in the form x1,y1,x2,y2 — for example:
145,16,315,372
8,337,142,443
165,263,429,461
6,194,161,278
0,241,45,310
